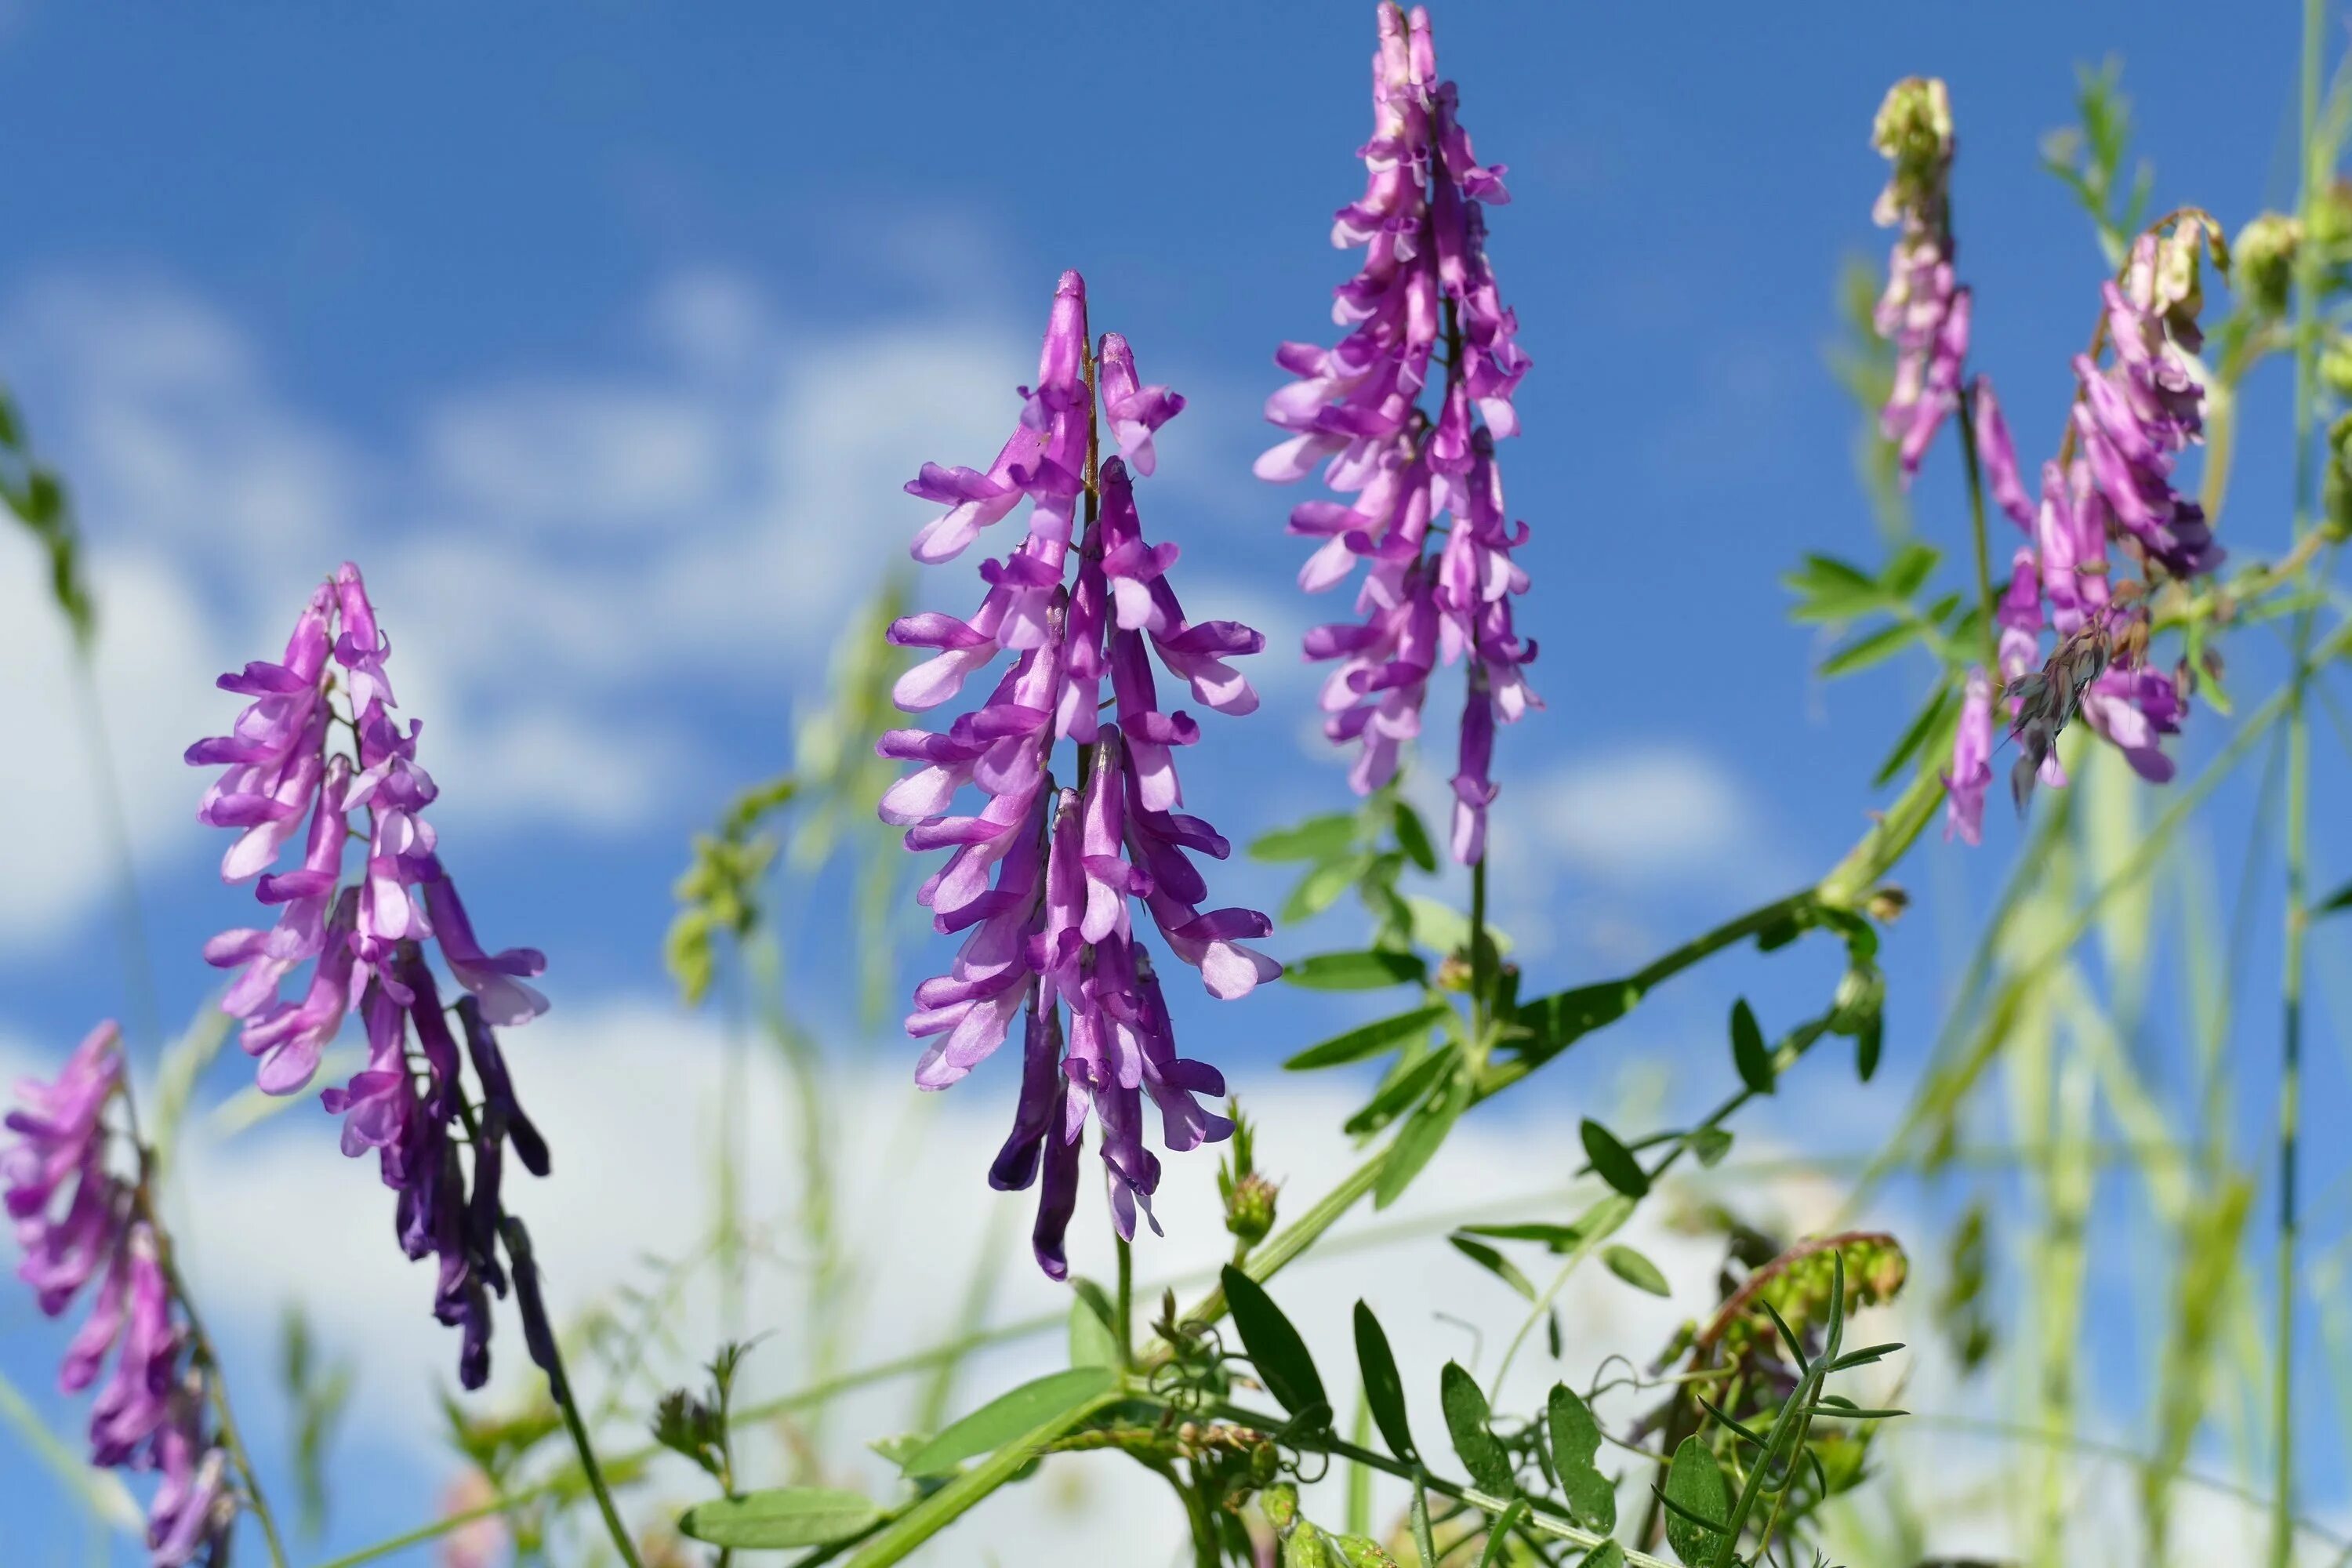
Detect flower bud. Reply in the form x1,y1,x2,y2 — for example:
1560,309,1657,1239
1225,1172,1279,1247
1261,1482,1300,1536
2325,414,2352,543
2234,212,2300,318
1871,77,1955,229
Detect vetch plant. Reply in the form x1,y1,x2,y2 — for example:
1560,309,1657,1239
881,269,1278,1275
7,4,2352,1567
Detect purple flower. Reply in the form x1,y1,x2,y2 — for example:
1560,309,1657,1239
2070,236,2223,579
1982,223,2222,814
5,1027,237,1563
884,272,1272,1273
1261,5,1536,862
1942,668,1993,846
1972,377,2034,530
191,563,553,1385
1870,77,1965,481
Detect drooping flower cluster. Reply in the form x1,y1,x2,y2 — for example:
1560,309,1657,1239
5,1023,234,1566
1257,3,1536,865
883,270,1277,1276
187,564,551,1387
1871,79,2220,838
1984,227,2219,814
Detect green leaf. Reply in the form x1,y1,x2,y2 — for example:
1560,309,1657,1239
1511,982,1640,1069
678,1488,880,1549
1342,1045,1457,1137
1456,1221,1588,1250
1352,1301,1417,1462
1601,1245,1671,1298
1581,1544,1627,1568
1857,1012,1884,1083
1686,1127,1734,1168
1879,540,1940,599
899,1367,1118,1477
1287,949,1429,990
1224,1265,1328,1424
1873,680,1956,786
1546,1385,1618,1532
1730,999,1775,1095
1287,1004,1452,1071
847,1383,1121,1566
1287,855,1371,923
1251,815,1359,862
1783,554,1885,622
1392,799,1439,872
1437,1361,1515,1497
1446,1235,1537,1300
1403,897,1512,960
1817,617,1922,679
1579,1120,1650,1199
1068,1287,1120,1369
2314,877,2352,916
1373,1072,1467,1209
1476,1499,1530,1566
1660,1436,1730,1566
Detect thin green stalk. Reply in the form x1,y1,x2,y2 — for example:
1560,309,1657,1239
117,1078,289,1566
1490,1015,1836,1394
541,1316,645,1568
717,946,747,1342
1202,1397,1675,1567
1115,1235,1134,1368
1468,848,1492,1058
67,654,160,1051
2275,5,2328,1560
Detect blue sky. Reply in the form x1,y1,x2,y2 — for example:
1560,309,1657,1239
2,2,2347,1563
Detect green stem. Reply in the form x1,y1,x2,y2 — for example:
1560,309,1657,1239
1814,765,1946,911
1490,1015,1836,1394
543,1332,646,1568
2275,5,2327,1563
1115,1235,1134,1368
493,1215,645,1568
67,652,160,1051
1468,848,1492,1059
154,1236,291,1568
1201,1397,1675,1568
118,1083,289,1566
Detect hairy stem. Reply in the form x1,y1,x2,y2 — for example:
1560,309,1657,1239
2274,4,2328,1561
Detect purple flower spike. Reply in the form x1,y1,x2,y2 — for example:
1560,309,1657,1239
5,1029,238,1562
191,564,553,1386
884,273,1272,1271
1870,78,1966,482
1261,5,1537,862
1859,79,2218,826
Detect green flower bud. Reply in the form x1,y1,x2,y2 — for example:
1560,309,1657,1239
2325,414,2352,543
1261,1482,1300,1536
1225,1173,1279,1247
2234,212,2300,318
1870,78,1955,227
2323,335,2352,404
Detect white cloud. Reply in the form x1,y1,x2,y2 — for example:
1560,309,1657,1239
1512,742,1780,889
0,532,222,949
0,272,1048,950
424,383,729,532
